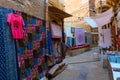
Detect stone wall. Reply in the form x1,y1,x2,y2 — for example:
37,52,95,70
0,0,45,19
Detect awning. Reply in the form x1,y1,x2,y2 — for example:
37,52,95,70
49,6,72,19
84,8,113,28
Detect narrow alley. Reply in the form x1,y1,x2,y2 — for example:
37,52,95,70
0,0,120,80
53,47,109,80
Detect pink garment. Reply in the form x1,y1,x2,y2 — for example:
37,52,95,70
7,13,24,39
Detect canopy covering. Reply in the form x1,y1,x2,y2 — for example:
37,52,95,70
84,8,113,28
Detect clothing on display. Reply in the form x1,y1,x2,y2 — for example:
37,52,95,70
99,29,112,48
103,29,112,48
46,30,53,55
52,40,62,64
99,30,104,48
7,13,24,39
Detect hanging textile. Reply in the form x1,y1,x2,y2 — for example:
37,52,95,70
99,29,112,48
103,29,112,48
7,12,24,39
69,37,73,46
50,22,62,38
66,26,72,37
46,30,53,55
99,30,104,48
84,8,113,28
75,28,85,45
15,16,47,79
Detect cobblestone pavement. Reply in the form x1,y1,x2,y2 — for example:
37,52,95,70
52,47,109,80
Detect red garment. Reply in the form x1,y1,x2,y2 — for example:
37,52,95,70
118,37,120,48
7,13,24,39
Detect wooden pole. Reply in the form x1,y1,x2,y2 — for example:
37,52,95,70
45,0,49,30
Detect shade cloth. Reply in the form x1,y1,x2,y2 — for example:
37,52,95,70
84,8,113,27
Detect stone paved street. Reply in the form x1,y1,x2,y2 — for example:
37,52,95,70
52,47,109,80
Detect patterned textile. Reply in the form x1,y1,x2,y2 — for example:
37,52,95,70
50,22,62,38
16,16,47,80
0,6,18,80
75,28,85,45
46,30,53,55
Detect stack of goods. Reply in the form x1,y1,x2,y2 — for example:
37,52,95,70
108,56,120,80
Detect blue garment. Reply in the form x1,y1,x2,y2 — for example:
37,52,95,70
46,30,53,55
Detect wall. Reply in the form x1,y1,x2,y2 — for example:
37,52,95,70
0,0,45,19
89,0,95,16
64,0,92,32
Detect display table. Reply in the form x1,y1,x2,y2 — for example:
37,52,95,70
101,51,118,68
